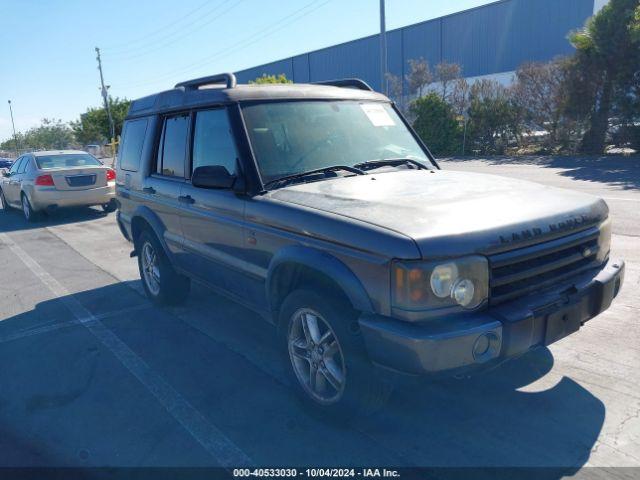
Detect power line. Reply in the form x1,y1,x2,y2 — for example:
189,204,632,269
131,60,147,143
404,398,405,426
115,0,331,90
101,0,216,53
106,0,243,61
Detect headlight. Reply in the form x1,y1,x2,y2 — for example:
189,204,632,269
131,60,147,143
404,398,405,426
596,218,611,263
393,256,489,311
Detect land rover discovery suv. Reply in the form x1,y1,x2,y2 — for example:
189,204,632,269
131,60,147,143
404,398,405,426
115,73,624,416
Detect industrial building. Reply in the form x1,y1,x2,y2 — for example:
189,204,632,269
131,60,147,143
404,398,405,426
235,0,608,94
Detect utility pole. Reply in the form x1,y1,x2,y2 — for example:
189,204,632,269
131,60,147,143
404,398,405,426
7,100,19,158
95,47,116,143
379,0,388,95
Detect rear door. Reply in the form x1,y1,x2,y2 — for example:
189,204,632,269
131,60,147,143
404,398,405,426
178,108,248,296
142,113,190,261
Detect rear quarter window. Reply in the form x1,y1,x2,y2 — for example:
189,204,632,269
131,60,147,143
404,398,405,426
119,118,149,172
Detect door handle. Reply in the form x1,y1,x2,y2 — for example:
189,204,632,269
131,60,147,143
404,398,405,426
178,194,195,204
142,186,156,194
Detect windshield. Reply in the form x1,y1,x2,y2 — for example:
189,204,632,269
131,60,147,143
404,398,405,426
241,101,430,184
35,154,102,170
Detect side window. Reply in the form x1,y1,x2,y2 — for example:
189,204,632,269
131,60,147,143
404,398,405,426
156,114,189,178
9,157,23,174
120,118,148,172
17,156,30,174
192,109,238,175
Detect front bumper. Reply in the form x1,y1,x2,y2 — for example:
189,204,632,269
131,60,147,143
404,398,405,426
359,258,625,376
30,184,115,211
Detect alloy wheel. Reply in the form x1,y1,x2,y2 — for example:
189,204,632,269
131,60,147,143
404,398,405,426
141,241,161,296
288,308,346,404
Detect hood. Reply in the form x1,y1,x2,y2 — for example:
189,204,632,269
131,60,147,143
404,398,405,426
269,169,608,258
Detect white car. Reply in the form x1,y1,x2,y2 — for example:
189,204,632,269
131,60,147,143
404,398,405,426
0,150,116,222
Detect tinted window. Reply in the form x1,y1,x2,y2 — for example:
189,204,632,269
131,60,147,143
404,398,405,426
35,154,102,170
120,119,148,172
192,109,237,175
9,157,23,174
17,156,30,173
157,115,189,178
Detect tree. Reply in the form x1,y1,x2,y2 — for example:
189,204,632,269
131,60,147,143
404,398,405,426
565,0,640,153
434,61,462,101
410,92,461,156
467,80,520,154
250,73,292,84
512,59,568,147
385,73,405,111
70,97,131,145
406,58,432,97
0,119,74,151
450,78,471,117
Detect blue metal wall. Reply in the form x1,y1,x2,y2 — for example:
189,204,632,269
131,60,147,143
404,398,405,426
235,0,594,92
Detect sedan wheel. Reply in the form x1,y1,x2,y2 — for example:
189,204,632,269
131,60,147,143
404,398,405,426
141,241,161,296
21,195,36,222
288,307,347,405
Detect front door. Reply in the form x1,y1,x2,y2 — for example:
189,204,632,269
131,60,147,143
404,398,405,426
3,156,25,206
178,108,250,300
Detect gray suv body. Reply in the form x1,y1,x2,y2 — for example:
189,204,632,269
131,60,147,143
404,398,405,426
116,73,624,414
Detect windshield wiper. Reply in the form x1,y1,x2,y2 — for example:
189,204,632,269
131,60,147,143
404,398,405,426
263,165,365,189
353,158,430,172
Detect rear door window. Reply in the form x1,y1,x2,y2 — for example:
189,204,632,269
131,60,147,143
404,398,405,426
120,118,148,172
17,156,30,173
156,114,189,178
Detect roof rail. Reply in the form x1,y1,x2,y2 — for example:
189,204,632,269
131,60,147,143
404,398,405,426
312,78,373,92
175,73,237,91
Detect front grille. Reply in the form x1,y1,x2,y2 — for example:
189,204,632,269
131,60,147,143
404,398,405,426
66,174,96,187
489,227,600,305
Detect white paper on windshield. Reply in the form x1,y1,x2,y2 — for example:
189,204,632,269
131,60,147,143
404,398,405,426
360,103,395,127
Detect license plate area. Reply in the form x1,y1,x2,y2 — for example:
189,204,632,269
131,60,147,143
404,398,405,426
66,174,96,187
544,304,582,345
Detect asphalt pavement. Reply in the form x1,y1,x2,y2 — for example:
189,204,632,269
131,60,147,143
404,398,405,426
0,155,638,477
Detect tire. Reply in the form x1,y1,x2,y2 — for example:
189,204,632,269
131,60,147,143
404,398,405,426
136,229,191,306
0,189,9,213
101,199,117,213
21,194,38,222
279,289,392,419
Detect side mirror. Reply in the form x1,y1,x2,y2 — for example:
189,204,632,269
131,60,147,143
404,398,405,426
2,171,10,177
192,165,236,189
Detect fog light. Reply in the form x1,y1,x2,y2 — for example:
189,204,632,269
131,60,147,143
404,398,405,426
451,278,475,307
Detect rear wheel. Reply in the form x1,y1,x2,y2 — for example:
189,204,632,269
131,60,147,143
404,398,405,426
137,230,190,305
101,199,117,213
279,289,392,419
21,194,38,222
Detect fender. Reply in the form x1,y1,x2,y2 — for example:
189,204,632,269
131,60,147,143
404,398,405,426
130,205,175,262
266,245,374,313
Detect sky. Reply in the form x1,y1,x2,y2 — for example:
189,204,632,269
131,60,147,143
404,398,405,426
0,0,496,142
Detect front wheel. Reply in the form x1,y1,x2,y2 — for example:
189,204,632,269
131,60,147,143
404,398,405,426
137,230,191,305
279,289,392,419
0,189,9,213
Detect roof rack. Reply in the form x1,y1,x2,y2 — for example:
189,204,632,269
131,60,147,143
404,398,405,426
312,78,374,92
175,73,237,91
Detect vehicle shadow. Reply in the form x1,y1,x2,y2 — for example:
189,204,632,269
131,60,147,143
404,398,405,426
443,155,640,190
0,204,111,233
0,280,605,473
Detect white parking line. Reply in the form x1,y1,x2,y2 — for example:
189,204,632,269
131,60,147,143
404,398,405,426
602,196,640,203
0,303,153,344
0,232,253,468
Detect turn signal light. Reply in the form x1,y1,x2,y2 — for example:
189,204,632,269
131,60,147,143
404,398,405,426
106,169,116,181
35,174,54,186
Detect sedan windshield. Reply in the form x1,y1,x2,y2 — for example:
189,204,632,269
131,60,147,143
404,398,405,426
241,101,430,185
35,154,102,170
